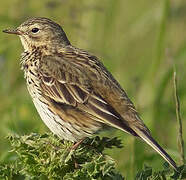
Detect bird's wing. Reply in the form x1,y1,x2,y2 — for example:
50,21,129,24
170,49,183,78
38,47,177,170
38,47,137,136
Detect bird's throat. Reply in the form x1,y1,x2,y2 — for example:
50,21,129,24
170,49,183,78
19,36,30,52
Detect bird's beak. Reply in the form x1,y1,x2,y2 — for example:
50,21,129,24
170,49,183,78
2,29,22,35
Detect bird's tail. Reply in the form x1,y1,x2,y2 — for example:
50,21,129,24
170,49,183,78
132,126,177,171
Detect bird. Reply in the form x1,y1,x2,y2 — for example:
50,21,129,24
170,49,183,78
3,17,177,170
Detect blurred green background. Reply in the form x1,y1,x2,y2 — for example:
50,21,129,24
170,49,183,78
0,0,185,178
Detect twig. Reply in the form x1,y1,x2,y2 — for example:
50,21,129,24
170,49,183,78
173,70,185,164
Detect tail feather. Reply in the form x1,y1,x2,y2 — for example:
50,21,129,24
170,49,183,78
132,126,177,171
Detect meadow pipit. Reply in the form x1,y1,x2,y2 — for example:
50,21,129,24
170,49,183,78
3,17,177,170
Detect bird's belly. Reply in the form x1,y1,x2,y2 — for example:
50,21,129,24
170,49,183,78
32,97,86,142
27,85,95,142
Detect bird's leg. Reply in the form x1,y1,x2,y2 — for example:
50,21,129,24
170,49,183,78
72,155,80,169
71,138,85,150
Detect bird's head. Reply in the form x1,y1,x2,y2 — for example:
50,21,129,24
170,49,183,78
3,17,70,51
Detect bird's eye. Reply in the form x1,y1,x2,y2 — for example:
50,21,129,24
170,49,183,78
31,28,39,33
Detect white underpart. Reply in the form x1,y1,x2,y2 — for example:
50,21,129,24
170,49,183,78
33,97,100,141
32,95,93,142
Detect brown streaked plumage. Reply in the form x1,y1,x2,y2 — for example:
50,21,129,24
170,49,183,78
3,17,177,170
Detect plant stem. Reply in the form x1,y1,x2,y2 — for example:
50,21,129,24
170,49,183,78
173,71,185,164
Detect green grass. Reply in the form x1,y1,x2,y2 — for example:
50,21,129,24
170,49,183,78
1,133,185,179
0,0,186,179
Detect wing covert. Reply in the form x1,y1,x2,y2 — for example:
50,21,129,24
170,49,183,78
39,55,91,106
